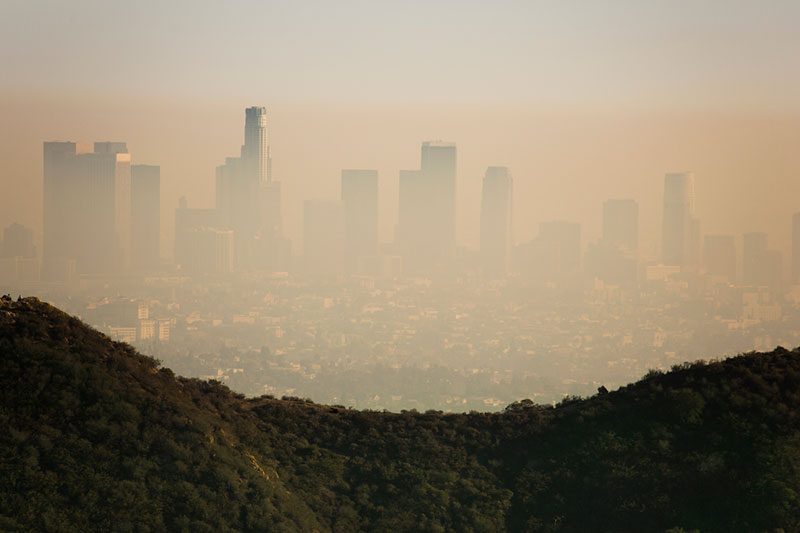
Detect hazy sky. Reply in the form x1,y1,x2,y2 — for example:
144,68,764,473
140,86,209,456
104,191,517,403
2,0,800,258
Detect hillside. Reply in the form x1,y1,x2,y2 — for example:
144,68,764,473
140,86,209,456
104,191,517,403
2,296,800,532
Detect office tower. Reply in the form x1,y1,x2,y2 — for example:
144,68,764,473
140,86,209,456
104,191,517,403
341,169,378,272
0,223,39,284
584,240,638,285
584,199,639,284
742,232,768,285
480,166,513,276
131,165,160,272
1,223,36,258
703,235,736,282
87,142,131,273
43,142,86,269
216,106,282,268
397,169,424,268
793,212,800,282
662,172,695,267
303,200,345,275
742,232,782,288
242,106,271,183
174,198,222,274
603,199,638,252
396,141,457,274
42,141,131,276
532,221,581,279
540,221,581,273
421,141,457,258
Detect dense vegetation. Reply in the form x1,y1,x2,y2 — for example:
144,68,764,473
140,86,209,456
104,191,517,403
2,296,800,532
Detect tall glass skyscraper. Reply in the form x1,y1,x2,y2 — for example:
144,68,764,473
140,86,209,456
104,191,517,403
216,106,282,268
242,106,270,183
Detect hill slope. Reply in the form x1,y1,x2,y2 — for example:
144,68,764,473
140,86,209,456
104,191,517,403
2,296,800,532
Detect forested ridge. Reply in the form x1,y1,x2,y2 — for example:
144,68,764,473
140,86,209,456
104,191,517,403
2,296,800,532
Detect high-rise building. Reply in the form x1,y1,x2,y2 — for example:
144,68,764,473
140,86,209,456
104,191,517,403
216,106,282,268
43,142,87,270
584,199,639,285
480,166,513,277
792,212,800,283
539,220,581,275
703,234,736,282
174,198,221,274
303,200,345,275
0,222,39,284
1,223,36,258
42,141,131,276
242,106,271,183
603,199,638,252
396,141,457,274
742,232,783,288
341,169,378,272
662,172,695,267
742,232,768,285
421,141,457,258
131,165,161,272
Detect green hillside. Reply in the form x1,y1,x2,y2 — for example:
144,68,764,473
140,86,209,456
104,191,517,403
2,296,799,532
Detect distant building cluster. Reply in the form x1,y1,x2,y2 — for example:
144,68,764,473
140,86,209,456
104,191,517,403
1,106,798,291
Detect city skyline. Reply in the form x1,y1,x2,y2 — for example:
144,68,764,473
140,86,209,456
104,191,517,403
3,2,800,263
20,105,800,285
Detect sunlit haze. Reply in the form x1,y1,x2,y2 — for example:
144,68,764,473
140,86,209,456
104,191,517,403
2,0,800,410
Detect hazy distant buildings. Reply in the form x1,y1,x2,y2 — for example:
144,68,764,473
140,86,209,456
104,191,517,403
703,235,736,282
397,141,457,274
584,199,639,285
603,199,638,252
42,141,132,277
341,170,378,273
303,200,345,275
131,165,160,272
2,223,36,258
662,172,697,268
518,221,581,281
0,222,39,285
793,212,800,282
216,106,285,269
174,198,226,274
742,232,782,288
480,167,513,277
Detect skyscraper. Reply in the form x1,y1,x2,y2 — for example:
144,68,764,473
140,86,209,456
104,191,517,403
539,220,581,275
216,106,282,268
480,166,513,276
742,232,768,286
742,232,782,288
42,141,131,276
174,197,227,275
396,141,457,274
2,223,36,259
341,169,378,272
792,212,800,282
43,142,87,269
703,234,736,282
0,223,39,284
662,172,695,267
421,141,457,259
242,106,271,183
603,199,638,252
131,164,160,272
303,200,345,276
